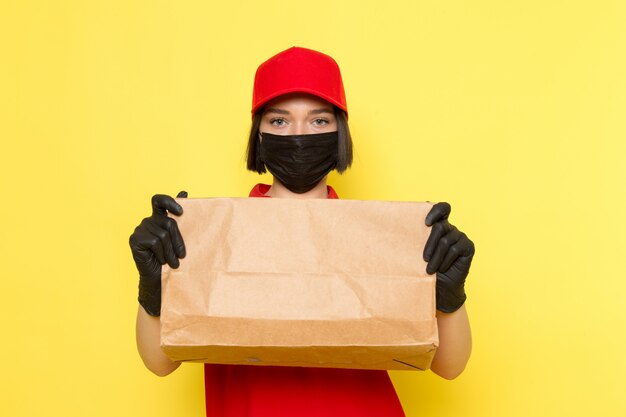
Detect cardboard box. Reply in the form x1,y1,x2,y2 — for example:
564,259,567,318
160,198,438,370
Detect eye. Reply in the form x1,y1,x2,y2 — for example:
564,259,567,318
270,118,287,126
312,118,329,126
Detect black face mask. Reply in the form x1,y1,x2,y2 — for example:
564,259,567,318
258,131,339,194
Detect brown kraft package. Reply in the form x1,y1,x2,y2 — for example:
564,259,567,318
160,197,438,370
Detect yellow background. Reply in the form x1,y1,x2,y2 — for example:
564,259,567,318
1,1,625,416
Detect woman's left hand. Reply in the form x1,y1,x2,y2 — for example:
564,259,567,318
424,202,475,313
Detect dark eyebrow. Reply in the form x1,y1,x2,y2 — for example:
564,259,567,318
308,108,334,115
264,108,290,115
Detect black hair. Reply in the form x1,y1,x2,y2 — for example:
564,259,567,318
245,107,353,174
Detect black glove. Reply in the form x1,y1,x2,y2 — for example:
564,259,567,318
424,202,475,313
129,191,187,316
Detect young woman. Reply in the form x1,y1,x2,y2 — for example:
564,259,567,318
130,47,474,417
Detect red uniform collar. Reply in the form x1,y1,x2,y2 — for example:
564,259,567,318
249,183,339,199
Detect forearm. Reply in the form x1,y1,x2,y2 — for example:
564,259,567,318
136,305,181,376
430,304,472,380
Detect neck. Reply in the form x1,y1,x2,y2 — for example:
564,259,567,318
267,177,329,199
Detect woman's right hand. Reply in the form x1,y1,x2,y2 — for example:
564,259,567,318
129,191,187,316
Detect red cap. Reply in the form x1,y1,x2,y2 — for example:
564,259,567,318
251,47,348,116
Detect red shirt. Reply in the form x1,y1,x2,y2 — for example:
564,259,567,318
203,183,405,417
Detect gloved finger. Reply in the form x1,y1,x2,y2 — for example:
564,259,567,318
424,220,452,262
132,237,163,277
152,194,183,217
152,193,186,259
426,227,461,275
425,202,451,226
145,220,179,268
438,233,471,273
159,215,186,259
129,227,160,265
145,231,166,266
151,213,185,259
455,252,475,272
